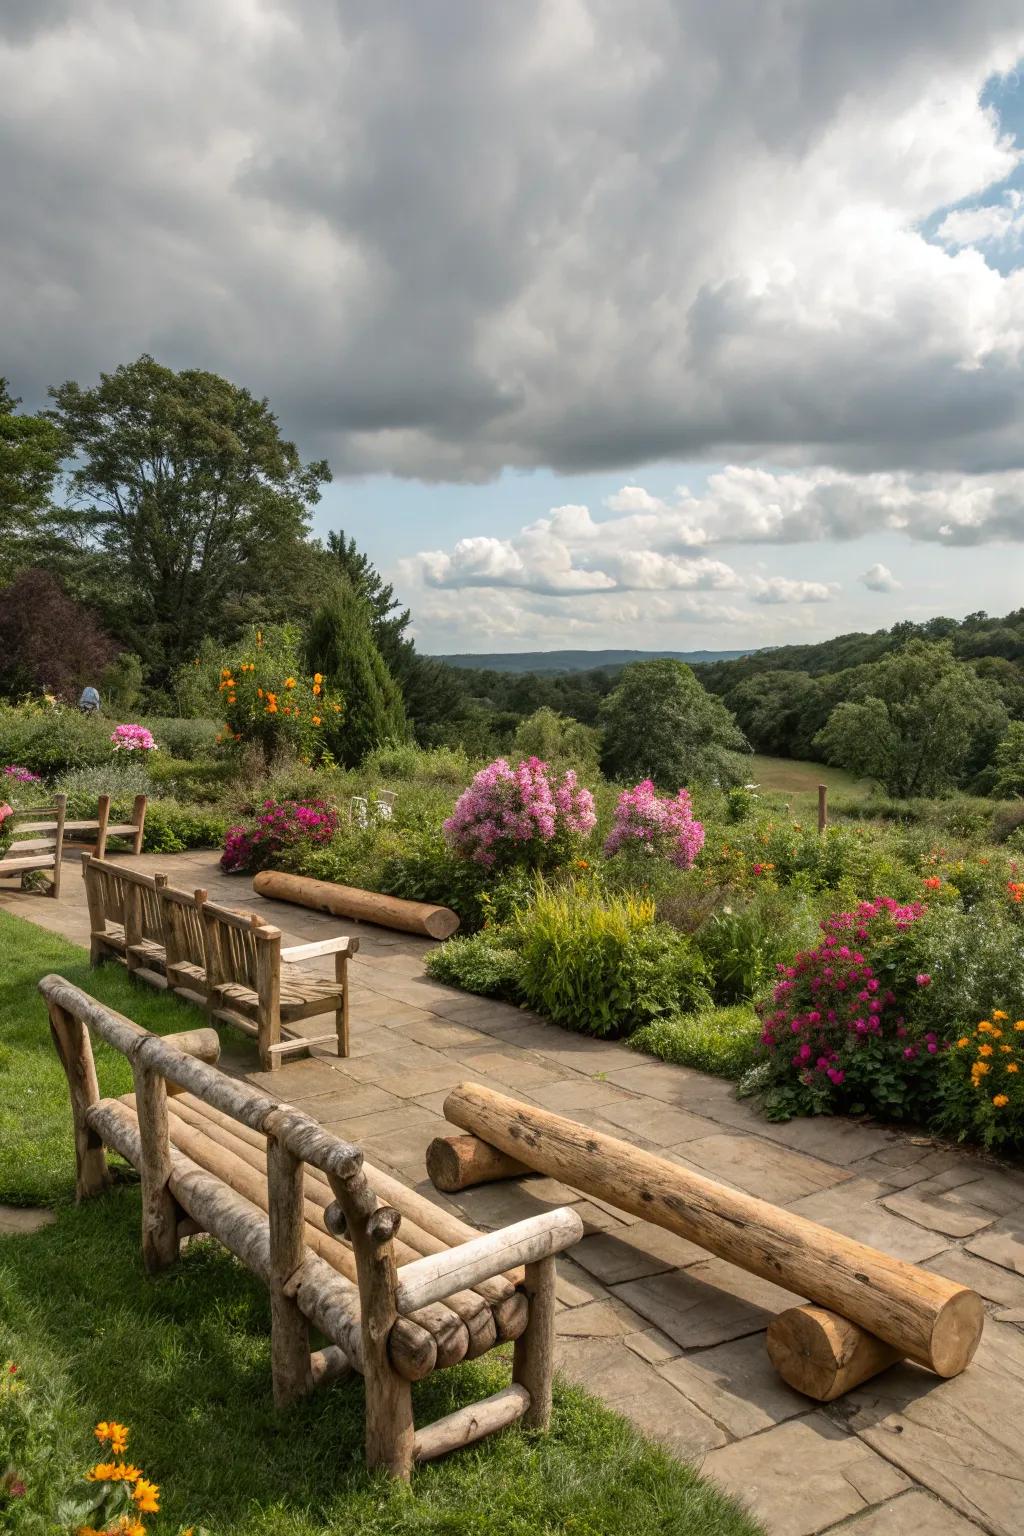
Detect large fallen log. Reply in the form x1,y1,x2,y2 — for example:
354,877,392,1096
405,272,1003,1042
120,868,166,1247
253,869,459,940
439,1083,983,1379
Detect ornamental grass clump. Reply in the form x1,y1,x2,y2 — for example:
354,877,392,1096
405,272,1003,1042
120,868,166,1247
604,780,705,869
750,896,942,1121
220,798,339,874
443,756,596,871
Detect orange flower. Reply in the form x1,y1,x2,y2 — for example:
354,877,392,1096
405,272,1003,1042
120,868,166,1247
132,1477,160,1514
1007,1063,1020,1074
312,683,321,695
993,1094,1010,1108
257,687,264,698
923,875,942,890
311,715,322,726
266,703,278,714
978,1044,993,1057
284,677,296,689
227,695,237,705
94,1421,129,1455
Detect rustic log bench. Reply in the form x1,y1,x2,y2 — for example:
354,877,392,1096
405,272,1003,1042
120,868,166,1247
44,977,584,1479
427,1082,984,1401
0,795,67,897
199,900,359,1071
19,793,146,858
83,855,168,980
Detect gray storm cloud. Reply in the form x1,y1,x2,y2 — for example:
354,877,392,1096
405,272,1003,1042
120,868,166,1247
2,1,1024,480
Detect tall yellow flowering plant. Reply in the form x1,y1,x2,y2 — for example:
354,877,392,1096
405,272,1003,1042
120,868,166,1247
56,1420,205,1535
214,628,342,764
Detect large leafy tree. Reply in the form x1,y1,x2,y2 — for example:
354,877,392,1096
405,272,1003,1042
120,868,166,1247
813,639,1007,796
0,379,65,579
323,529,412,660
304,580,408,767
600,659,750,789
0,569,118,700
48,356,329,681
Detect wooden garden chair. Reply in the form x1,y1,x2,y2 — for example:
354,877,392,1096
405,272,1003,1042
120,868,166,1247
0,794,67,897
45,975,583,1480
198,899,359,1070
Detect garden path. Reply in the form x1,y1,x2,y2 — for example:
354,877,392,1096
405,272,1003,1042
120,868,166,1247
5,849,1024,1536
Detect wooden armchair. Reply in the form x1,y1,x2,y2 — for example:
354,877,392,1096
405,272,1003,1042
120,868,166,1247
0,795,67,897
198,900,359,1070
44,976,584,1480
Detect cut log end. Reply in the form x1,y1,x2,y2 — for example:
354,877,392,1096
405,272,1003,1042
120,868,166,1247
767,1306,903,1401
929,1287,985,1377
426,1133,530,1193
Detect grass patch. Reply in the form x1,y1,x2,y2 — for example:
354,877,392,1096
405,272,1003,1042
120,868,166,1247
0,909,762,1535
746,753,873,799
631,1005,762,1080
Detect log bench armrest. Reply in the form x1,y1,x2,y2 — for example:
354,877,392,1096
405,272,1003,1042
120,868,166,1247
280,936,360,964
394,1207,584,1315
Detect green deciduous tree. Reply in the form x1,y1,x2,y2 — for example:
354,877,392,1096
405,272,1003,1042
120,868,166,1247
993,721,1024,799
0,379,65,579
600,659,750,789
813,640,1007,797
48,356,329,681
304,581,408,767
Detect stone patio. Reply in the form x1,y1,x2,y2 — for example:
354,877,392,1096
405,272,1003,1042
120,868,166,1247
4,848,1024,1535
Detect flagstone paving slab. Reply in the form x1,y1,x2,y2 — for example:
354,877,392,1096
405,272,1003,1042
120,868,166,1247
702,1415,912,1536
926,1248,1024,1309
678,1132,853,1204
824,1490,988,1534
785,1180,952,1262
882,1179,1004,1239
964,1214,1024,1274
611,1257,803,1349
657,1332,810,1439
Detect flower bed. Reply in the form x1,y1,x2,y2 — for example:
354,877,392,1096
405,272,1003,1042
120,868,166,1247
221,798,339,874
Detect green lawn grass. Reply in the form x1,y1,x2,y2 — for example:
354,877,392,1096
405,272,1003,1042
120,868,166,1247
0,909,762,1535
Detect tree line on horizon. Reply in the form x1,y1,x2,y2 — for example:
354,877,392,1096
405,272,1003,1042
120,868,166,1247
2,355,1023,799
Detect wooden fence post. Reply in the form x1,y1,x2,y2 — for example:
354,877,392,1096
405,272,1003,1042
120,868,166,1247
818,783,828,834
47,999,111,1200
512,1255,556,1428
267,1134,311,1406
132,1059,180,1272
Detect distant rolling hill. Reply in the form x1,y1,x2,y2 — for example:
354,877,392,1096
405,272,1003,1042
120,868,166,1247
433,648,753,674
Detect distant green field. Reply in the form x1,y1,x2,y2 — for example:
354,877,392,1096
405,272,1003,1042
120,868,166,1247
746,754,874,798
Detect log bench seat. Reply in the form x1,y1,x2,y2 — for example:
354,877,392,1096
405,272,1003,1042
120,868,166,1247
0,795,67,896
44,976,583,1480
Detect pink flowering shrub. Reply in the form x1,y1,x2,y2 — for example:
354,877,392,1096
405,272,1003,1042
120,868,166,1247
753,897,944,1121
444,757,596,871
221,798,339,874
2,765,40,784
110,722,157,754
0,802,14,856
604,780,705,870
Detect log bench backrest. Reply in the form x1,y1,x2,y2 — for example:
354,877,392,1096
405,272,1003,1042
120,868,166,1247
126,871,167,951
160,884,208,973
1,795,66,896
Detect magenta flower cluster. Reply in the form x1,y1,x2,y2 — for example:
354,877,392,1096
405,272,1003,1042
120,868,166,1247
221,798,339,874
758,897,929,1088
2,765,40,784
110,722,157,753
444,756,597,869
603,780,705,870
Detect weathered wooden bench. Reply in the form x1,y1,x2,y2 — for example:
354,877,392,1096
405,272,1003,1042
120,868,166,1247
44,977,583,1479
0,795,67,897
18,793,147,858
159,881,210,1009
82,856,168,981
199,900,359,1071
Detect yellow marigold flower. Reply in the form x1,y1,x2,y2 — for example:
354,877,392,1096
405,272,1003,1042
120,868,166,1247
132,1478,160,1514
221,668,231,678
284,677,296,689
993,1010,1008,1020
956,1037,970,1048
95,1421,130,1454
311,715,322,726
1008,1063,1020,1074
312,683,321,695
978,1044,993,1057
975,1061,990,1075
267,703,278,714
1000,1043,1013,1053
993,1094,1010,1108
978,1021,993,1033
314,673,323,683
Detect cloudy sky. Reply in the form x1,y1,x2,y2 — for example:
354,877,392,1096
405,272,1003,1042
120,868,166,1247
4,2,1024,653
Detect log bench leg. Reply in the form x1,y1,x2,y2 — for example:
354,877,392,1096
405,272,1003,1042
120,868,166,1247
512,1255,556,1429
267,1135,312,1406
133,1061,181,1272
335,954,350,1059
48,1000,112,1200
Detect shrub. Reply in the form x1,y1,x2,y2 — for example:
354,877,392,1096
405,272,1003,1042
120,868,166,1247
0,704,112,776
631,1005,761,1080
138,799,230,853
140,716,220,759
220,798,339,874
0,802,14,856
363,742,470,786
752,896,942,1122
695,888,820,1005
604,780,705,870
514,880,710,1037
425,931,525,1002
57,759,153,816
600,658,749,790
305,581,408,767
444,757,596,871
511,707,601,777
938,1010,1024,1150
215,626,342,763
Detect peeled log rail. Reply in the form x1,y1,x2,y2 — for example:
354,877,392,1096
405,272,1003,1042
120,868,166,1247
253,869,460,941
441,1083,984,1379
767,1306,904,1401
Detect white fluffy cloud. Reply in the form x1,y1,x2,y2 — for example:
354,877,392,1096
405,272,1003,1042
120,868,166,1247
937,190,1024,250
3,3,1024,478
861,563,903,592
748,577,840,605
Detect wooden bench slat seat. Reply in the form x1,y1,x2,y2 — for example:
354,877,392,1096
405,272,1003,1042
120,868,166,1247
44,976,583,1481
0,795,65,896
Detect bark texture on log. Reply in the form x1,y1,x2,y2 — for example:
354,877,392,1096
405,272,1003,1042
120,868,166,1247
254,868,459,940
443,1082,983,1377
513,1257,557,1430
47,999,111,1200
413,1385,530,1463
426,1133,530,1193
767,1306,903,1401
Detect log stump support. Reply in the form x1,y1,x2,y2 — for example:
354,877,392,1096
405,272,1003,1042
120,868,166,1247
512,1255,557,1429
47,998,112,1200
